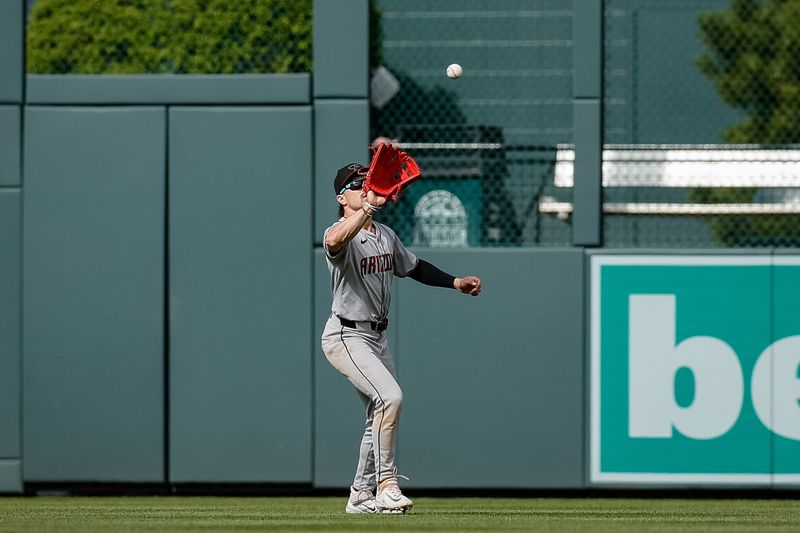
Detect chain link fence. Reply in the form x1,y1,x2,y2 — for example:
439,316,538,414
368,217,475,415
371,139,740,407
26,0,312,74
604,0,800,248
370,0,573,247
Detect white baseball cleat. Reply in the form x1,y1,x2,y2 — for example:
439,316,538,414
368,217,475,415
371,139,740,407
345,488,377,514
374,479,413,513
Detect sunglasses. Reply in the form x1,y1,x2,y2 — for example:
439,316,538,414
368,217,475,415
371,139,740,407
339,177,366,195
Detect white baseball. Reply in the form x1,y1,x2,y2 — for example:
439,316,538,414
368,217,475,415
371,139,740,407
446,63,463,79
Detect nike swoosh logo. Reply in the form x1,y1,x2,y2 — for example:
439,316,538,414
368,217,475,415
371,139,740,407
360,238,368,244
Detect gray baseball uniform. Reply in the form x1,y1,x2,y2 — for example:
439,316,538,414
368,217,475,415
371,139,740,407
321,218,417,491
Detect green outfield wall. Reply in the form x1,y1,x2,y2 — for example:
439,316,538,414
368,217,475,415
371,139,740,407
313,248,585,489
168,106,313,483
0,191,21,492
0,0,23,493
23,107,166,482
1,0,798,493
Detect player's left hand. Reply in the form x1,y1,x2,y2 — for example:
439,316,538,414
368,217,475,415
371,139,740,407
455,276,481,296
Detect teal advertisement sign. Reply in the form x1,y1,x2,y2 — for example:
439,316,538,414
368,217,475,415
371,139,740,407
591,256,800,485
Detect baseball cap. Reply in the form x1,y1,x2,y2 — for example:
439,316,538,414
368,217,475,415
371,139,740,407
333,163,367,194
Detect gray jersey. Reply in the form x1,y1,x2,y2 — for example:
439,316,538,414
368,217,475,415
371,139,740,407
324,219,418,321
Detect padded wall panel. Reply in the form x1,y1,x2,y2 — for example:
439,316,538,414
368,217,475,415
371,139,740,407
169,107,312,482
396,249,585,488
313,100,370,245
24,107,165,481
26,74,311,105
312,0,368,98
0,107,20,185
0,460,21,493
0,192,20,459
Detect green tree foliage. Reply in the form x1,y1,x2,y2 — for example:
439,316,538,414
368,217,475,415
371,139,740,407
696,0,800,246
27,0,312,74
698,0,800,143
369,0,383,69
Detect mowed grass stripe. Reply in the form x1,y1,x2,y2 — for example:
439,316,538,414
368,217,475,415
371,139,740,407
0,497,798,532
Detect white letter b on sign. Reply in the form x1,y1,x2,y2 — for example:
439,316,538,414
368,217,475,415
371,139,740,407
628,295,744,440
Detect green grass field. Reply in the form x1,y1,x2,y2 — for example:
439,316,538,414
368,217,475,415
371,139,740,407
0,496,798,532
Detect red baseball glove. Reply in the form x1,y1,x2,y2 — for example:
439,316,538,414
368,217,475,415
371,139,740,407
364,143,422,202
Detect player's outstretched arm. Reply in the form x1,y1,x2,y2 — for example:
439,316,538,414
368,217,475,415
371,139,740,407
407,259,482,296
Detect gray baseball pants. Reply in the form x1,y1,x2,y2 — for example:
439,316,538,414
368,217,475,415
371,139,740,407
321,314,403,491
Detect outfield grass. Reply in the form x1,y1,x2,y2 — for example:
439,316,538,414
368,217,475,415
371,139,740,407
0,496,797,532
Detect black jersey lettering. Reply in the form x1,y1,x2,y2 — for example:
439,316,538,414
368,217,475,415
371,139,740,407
360,253,394,276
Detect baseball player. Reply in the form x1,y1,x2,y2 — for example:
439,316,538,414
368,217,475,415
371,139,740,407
321,162,482,514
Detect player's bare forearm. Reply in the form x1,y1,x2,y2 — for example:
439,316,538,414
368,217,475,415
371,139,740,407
324,210,372,254
325,190,387,254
